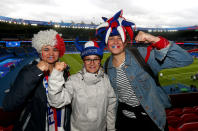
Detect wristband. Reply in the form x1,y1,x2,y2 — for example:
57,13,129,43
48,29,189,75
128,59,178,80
151,36,170,50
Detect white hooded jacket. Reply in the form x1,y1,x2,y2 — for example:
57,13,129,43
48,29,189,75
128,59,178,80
47,67,116,131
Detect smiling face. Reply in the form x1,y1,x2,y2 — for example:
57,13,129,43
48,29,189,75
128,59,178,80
83,55,101,73
107,35,127,55
41,45,60,64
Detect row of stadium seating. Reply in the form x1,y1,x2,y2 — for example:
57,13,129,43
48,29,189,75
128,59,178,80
0,47,38,58
0,47,39,78
166,106,198,130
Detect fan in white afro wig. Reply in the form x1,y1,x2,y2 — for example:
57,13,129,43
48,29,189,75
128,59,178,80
32,29,65,57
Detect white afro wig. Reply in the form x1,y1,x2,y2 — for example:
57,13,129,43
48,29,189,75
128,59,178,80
32,29,61,53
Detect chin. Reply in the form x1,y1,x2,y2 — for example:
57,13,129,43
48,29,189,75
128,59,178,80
88,70,97,74
47,60,57,64
87,68,99,74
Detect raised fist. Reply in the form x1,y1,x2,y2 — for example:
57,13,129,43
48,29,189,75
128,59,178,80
135,31,160,44
37,61,50,72
55,62,67,72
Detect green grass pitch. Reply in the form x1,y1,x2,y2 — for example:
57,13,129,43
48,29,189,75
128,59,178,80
60,53,198,88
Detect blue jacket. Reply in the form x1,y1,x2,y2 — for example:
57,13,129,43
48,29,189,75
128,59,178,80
104,42,193,131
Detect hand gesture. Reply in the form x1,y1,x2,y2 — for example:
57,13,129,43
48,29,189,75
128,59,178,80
55,62,67,72
135,31,160,43
37,61,50,72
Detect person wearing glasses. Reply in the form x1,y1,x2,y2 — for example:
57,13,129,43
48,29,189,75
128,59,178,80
47,40,116,131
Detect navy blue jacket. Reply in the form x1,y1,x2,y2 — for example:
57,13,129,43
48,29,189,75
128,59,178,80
3,60,71,131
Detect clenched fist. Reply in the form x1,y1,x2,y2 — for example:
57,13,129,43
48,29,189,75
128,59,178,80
55,62,67,72
37,61,50,72
135,31,160,44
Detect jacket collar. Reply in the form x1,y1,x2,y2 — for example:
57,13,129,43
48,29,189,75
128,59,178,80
80,67,104,85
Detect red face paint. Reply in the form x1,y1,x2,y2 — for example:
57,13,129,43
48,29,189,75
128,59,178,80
112,45,120,48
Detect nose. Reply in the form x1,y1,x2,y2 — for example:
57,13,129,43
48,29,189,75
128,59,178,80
46,50,55,57
90,60,95,65
114,38,120,44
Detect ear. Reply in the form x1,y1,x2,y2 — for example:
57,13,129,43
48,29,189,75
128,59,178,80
74,37,83,52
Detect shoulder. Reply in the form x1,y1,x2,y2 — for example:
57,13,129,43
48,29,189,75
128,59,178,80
19,62,36,73
67,72,82,81
18,60,42,77
103,73,111,82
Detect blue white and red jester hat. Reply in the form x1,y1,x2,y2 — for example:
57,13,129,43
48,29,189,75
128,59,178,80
74,38,105,59
96,10,170,63
96,9,136,44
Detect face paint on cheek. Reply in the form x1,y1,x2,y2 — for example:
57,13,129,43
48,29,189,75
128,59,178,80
41,52,43,58
112,45,120,48
49,56,53,60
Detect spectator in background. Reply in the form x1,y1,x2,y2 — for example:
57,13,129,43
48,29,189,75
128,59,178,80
3,29,71,131
96,10,193,131
47,40,116,131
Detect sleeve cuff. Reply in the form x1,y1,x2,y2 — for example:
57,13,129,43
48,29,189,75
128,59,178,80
154,41,171,61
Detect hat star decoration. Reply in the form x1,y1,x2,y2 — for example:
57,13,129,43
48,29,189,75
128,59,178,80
96,10,136,44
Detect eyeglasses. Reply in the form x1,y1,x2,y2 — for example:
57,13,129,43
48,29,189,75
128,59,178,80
84,58,101,64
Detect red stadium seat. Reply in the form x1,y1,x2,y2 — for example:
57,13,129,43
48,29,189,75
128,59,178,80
168,108,183,116
166,109,172,115
182,107,195,114
180,113,198,124
177,122,198,131
0,125,13,131
194,106,198,114
168,126,178,131
167,116,182,128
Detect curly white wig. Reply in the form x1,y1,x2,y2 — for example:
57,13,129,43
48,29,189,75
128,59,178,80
32,29,61,53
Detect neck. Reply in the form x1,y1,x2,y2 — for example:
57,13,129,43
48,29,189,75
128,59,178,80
112,51,125,67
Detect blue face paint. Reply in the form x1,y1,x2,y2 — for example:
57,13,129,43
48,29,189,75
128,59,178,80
49,56,53,60
112,45,120,48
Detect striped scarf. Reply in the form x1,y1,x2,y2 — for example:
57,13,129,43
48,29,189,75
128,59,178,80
43,75,65,131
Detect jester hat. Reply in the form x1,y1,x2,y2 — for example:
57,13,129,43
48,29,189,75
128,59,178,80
96,10,135,44
74,38,105,59
32,29,65,57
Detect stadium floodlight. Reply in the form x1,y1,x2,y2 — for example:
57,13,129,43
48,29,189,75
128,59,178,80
31,24,37,26
54,24,60,28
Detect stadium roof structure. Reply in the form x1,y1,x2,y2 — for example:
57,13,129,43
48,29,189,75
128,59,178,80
137,26,198,32
0,15,198,31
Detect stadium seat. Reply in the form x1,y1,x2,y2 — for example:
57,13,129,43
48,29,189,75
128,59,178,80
168,108,183,116
182,107,195,114
0,125,13,131
177,122,198,131
180,113,198,124
167,116,182,128
168,126,178,131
